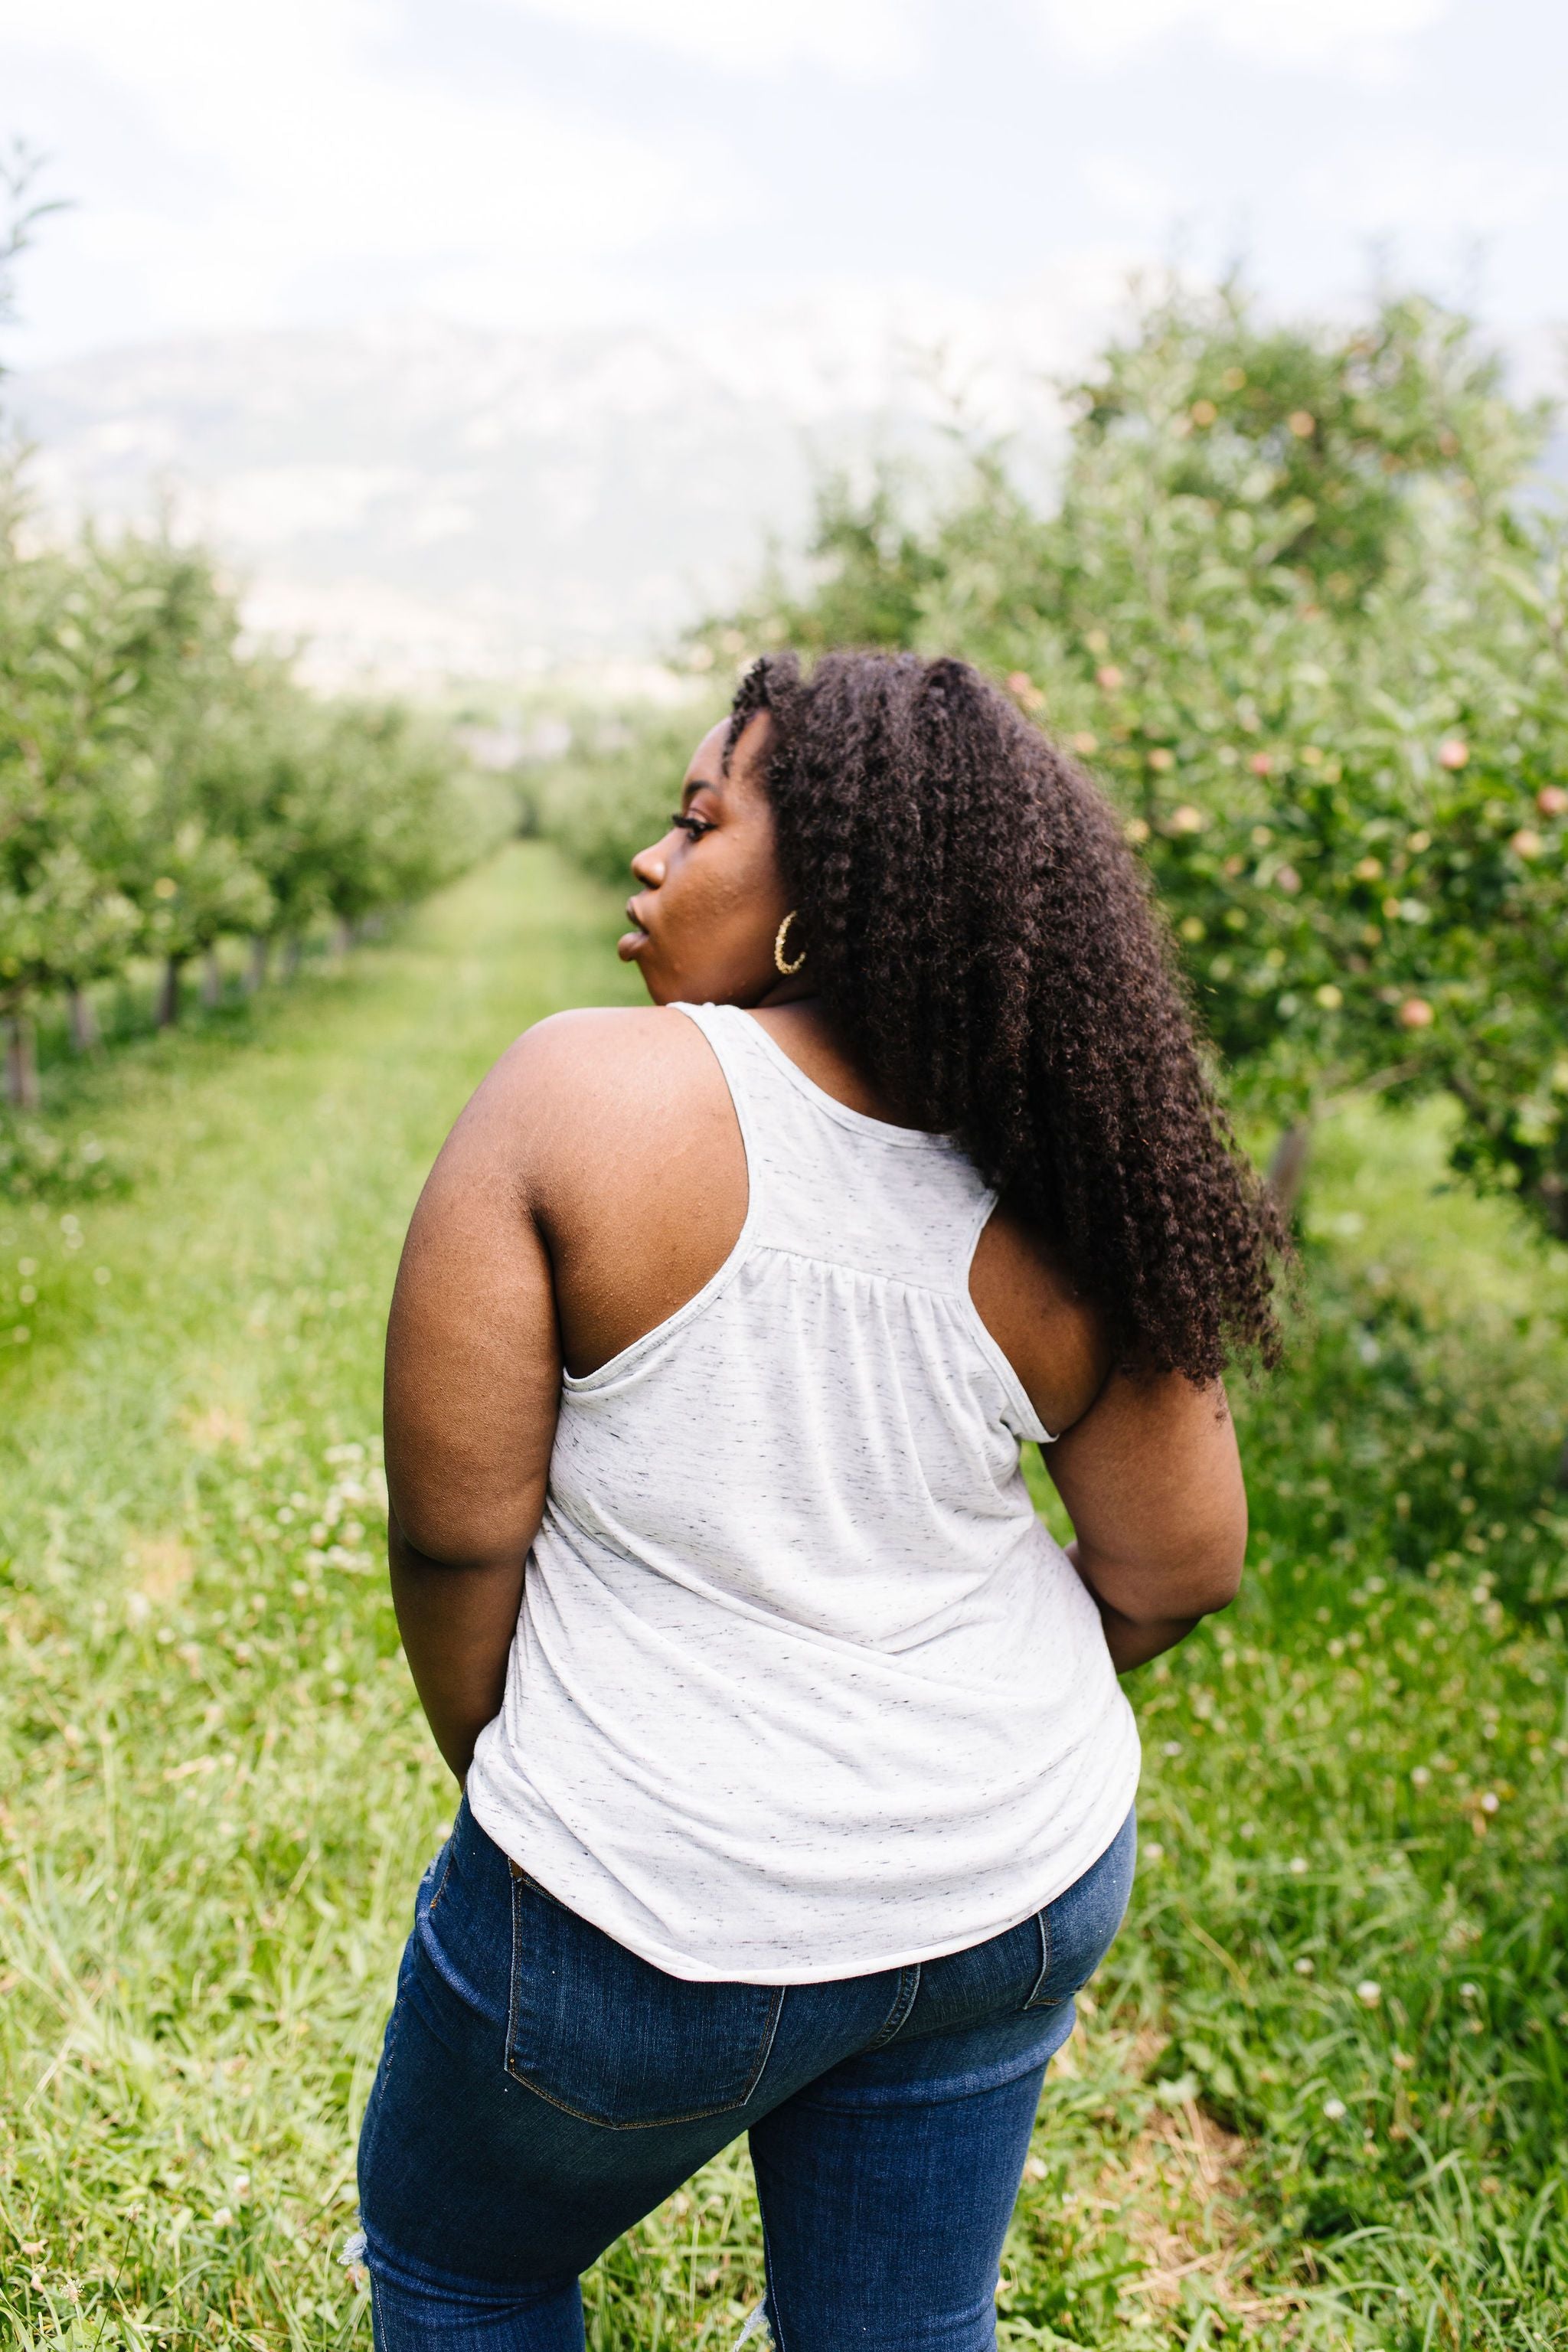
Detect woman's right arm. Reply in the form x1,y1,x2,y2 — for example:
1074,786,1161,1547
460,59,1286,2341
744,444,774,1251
383,1037,564,1782
1045,1370,1248,1672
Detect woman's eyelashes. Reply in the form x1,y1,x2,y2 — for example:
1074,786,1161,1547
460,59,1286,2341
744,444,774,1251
670,812,714,841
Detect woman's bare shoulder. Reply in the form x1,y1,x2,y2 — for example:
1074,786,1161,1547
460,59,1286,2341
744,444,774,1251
474,1004,708,1115
459,1006,733,1203
468,1006,746,1373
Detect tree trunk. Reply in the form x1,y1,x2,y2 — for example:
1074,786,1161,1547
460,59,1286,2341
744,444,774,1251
155,956,184,1029
332,914,354,956
1266,1120,1314,1223
246,935,270,993
5,1014,39,1110
1557,1425,1568,1493
283,935,303,980
201,945,223,1008
67,985,100,1054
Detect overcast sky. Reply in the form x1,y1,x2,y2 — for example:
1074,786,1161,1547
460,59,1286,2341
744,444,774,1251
2,0,1563,369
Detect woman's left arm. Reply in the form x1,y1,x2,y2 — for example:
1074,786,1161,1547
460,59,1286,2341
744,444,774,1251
383,1041,562,1782
1045,1369,1248,1673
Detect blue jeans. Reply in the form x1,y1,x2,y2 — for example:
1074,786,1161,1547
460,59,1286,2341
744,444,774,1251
358,1797,1135,2351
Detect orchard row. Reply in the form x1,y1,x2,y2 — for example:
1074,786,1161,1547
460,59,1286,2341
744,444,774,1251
0,522,505,1106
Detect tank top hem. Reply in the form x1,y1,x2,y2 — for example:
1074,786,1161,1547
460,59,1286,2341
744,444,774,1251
466,1707,1142,1987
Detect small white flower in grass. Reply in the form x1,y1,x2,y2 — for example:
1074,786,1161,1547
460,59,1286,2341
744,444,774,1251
1411,1766,1431,1788
1459,1982,1479,2001
1162,1740,1182,1759
1294,1957,1315,1976
1480,1792,1500,1814
211,2207,233,2229
1357,1980,1382,2007
1142,1841,1165,1864
1323,2097,1348,2122
1289,1857,1308,1876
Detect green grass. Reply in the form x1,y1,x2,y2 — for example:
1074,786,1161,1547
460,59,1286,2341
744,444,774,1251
2,842,1566,2347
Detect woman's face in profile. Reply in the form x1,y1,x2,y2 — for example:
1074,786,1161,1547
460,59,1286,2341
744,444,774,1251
619,717,795,1008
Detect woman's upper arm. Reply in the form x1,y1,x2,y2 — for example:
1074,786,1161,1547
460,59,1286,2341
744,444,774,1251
384,1037,563,1569
1045,1368,1248,1619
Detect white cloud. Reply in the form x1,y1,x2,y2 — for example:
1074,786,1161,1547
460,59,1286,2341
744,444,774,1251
1080,152,1177,229
0,0,698,341
1302,136,1560,235
494,0,923,80
1031,0,1448,70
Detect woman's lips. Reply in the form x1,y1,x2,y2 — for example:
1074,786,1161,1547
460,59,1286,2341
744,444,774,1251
618,898,650,959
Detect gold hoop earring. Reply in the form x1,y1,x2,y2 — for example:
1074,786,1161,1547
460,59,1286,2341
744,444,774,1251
773,910,806,977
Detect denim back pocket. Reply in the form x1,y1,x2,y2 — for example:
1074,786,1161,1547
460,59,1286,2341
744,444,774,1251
506,1870,784,2129
1024,1808,1137,2011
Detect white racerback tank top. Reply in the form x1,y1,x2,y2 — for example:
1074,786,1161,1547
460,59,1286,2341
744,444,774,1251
467,1002,1140,1984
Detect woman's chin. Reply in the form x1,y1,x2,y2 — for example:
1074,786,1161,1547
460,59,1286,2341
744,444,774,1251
618,934,673,1004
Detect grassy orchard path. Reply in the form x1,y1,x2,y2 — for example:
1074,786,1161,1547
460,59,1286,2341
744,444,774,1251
2,845,1567,2349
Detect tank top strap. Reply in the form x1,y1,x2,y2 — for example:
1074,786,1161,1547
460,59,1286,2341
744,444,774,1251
671,998,772,1221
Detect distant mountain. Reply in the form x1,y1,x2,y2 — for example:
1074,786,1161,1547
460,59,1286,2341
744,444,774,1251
8,279,1121,688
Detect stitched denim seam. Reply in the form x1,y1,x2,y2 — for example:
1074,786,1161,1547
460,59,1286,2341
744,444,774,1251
423,1832,459,1920
505,1865,523,2078
862,1962,922,2050
1023,1909,1054,2009
380,1989,405,2075
760,2219,787,2352
504,1873,786,2128
519,1867,570,1914
358,1979,410,2199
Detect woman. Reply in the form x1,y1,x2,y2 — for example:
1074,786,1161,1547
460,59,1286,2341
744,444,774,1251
358,652,1279,2350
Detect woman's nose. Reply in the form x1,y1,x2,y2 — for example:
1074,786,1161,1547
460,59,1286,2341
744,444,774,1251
630,845,666,887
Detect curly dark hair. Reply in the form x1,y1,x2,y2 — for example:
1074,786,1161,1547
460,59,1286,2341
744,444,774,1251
726,649,1282,1381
